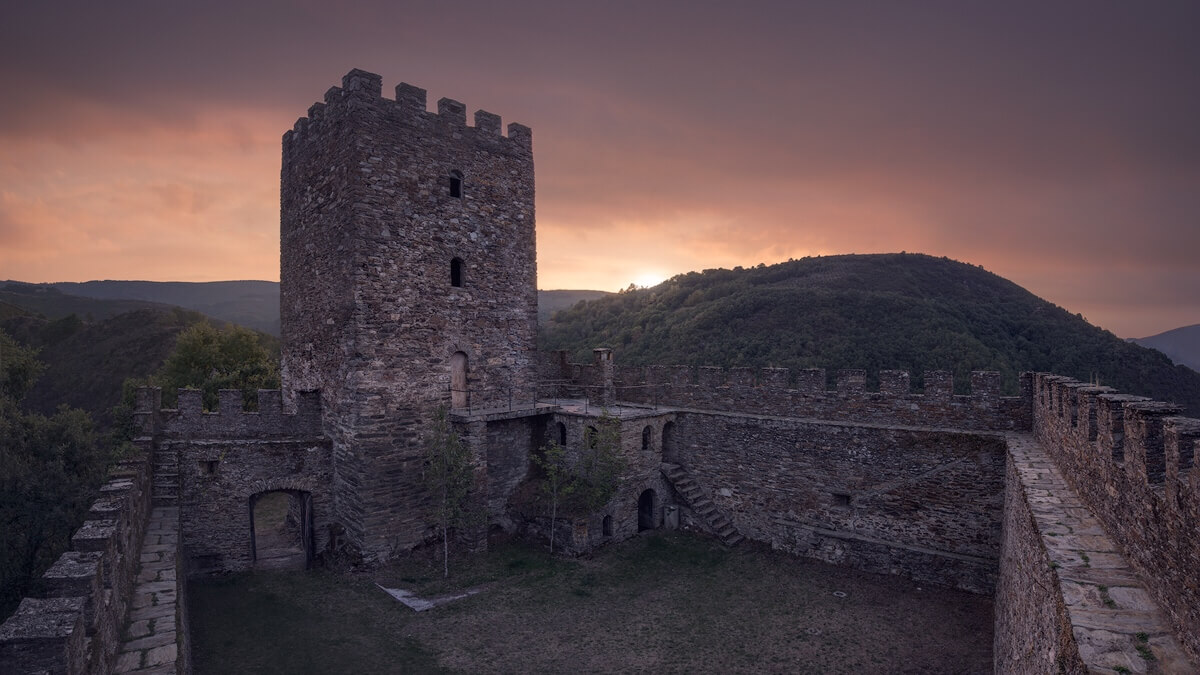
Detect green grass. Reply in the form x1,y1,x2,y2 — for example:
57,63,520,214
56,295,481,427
188,570,441,674
189,533,995,674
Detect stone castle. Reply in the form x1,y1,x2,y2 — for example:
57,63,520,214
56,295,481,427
2,69,1197,674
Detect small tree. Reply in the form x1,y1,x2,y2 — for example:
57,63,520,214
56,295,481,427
423,406,474,578
578,412,626,512
532,439,574,553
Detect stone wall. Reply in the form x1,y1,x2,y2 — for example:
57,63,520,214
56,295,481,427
280,69,539,559
141,388,334,574
670,411,1005,593
1033,373,1200,663
538,355,1029,431
0,455,153,674
993,444,1085,673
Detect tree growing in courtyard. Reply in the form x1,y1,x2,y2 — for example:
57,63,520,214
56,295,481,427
423,406,475,577
532,439,573,553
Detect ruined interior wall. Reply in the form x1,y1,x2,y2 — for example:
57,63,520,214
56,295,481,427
670,411,1005,593
1034,374,1200,662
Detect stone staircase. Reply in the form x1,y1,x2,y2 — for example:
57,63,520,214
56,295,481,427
661,463,743,547
152,445,179,507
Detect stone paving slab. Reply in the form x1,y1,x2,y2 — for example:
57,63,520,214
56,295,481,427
115,506,182,674
1007,433,1193,673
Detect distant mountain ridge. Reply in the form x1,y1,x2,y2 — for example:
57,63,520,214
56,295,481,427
539,253,1200,415
3,281,609,337
1132,324,1200,373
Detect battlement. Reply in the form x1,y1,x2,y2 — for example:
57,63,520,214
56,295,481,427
1032,373,1200,660
135,387,323,440
0,457,152,673
537,351,1026,431
284,68,532,149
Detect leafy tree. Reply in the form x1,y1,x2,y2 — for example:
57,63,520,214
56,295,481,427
155,322,279,410
0,329,107,619
578,413,626,512
423,407,475,578
531,439,573,553
0,330,44,400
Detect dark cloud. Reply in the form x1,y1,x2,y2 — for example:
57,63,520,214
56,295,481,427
1,0,1198,336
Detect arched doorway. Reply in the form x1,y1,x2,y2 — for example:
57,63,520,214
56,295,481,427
249,490,312,571
662,421,680,464
638,489,656,532
451,351,468,409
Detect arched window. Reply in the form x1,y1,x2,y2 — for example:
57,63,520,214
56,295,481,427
641,426,652,452
450,257,464,287
451,351,468,409
602,515,613,537
449,170,463,198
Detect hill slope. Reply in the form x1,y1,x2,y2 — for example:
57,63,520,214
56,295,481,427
1132,324,1200,374
46,280,281,335
1,308,212,429
8,282,612,337
540,253,1200,415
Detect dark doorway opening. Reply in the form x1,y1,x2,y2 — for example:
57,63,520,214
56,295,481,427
638,489,656,532
249,490,312,571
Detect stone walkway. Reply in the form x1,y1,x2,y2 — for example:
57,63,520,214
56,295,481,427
114,506,182,674
1007,434,1192,673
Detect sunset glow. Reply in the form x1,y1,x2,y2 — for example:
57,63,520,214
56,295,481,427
2,1,1198,337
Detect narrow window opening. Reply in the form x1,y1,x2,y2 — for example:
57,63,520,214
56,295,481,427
641,426,651,452
602,515,613,537
832,492,851,509
557,422,567,446
450,257,464,287
586,425,599,449
202,460,218,475
449,170,463,198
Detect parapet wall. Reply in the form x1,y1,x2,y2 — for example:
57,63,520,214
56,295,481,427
537,352,1030,431
1033,373,1200,662
284,68,532,153
140,387,323,440
0,453,153,674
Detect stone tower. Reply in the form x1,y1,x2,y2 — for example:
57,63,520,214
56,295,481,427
279,69,538,558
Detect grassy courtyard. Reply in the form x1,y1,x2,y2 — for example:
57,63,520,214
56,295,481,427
189,532,992,673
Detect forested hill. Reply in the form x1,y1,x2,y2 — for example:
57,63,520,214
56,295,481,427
539,253,1200,415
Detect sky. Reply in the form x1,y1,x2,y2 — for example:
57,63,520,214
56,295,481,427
1,1,1198,338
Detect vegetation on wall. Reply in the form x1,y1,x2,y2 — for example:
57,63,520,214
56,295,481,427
540,253,1200,414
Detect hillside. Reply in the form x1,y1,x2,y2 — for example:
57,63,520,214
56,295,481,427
0,283,177,321
1132,324,1200,374
7,282,611,337
538,289,611,323
46,280,281,335
540,253,1200,415
0,307,277,430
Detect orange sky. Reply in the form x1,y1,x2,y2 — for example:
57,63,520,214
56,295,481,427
2,1,1198,338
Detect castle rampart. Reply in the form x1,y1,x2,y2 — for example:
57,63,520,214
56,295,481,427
1032,373,1200,663
0,455,153,673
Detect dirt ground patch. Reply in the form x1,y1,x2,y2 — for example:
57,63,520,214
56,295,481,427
190,532,993,674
